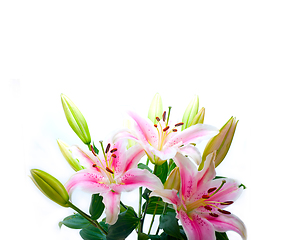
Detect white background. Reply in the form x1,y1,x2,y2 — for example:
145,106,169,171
1,1,300,239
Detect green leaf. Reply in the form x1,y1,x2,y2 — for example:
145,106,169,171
156,161,168,184
167,161,176,175
159,212,183,239
138,163,153,173
142,197,175,215
106,206,140,240
142,188,152,201
138,232,150,240
79,224,106,240
89,194,105,220
215,232,229,240
59,213,90,229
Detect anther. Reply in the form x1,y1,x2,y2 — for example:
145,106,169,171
172,129,178,132
202,194,210,199
209,213,219,217
175,122,184,127
91,145,97,156
218,209,231,215
162,111,166,122
154,124,158,128
156,117,160,122
105,167,114,174
204,205,212,211
207,187,217,193
221,201,234,205
105,143,111,154
92,164,97,167
110,148,118,153
163,126,170,132
111,154,117,158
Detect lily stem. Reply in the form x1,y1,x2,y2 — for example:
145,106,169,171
68,201,108,235
155,202,168,235
147,202,159,235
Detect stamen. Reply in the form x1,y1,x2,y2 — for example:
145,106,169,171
111,154,117,158
105,167,114,174
210,180,226,197
218,209,231,215
162,111,166,122
207,187,217,193
156,117,160,122
209,213,219,217
220,201,234,205
99,141,107,159
105,143,111,154
90,145,97,156
110,148,117,153
175,122,184,127
92,164,97,167
154,124,158,128
202,194,210,199
172,129,178,132
204,205,212,211
163,126,170,132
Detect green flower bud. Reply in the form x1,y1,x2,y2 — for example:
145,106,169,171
61,94,91,145
182,95,199,130
57,139,84,171
148,93,163,124
189,107,205,126
164,167,180,191
30,169,70,207
200,117,238,169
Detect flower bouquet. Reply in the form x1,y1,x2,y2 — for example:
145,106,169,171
30,93,247,240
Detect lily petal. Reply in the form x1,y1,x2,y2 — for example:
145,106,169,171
65,169,110,195
150,188,180,206
178,144,202,165
69,145,102,170
102,190,121,225
206,213,247,240
165,123,218,148
178,209,215,240
112,168,164,193
123,144,146,172
196,151,216,187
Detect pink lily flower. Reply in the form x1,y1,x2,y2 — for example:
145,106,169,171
151,152,247,240
65,140,164,225
113,111,218,165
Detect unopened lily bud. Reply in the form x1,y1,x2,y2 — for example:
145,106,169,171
182,95,199,130
57,139,84,171
61,94,91,145
189,107,205,126
200,117,238,168
30,169,70,207
164,167,180,191
148,93,163,124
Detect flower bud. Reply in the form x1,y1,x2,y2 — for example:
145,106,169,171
30,169,70,207
200,117,238,169
61,94,91,145
148,93,163,124
182,95,199,130
164,167,180,191
57,139,84,171
189,107,205,126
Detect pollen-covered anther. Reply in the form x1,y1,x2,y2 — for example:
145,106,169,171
175,122,184,127
163,126,170,132
156,117,161,122
90,145,97,156
111,154,117,158
209,213,219,217
218,209,231,215
105,167,114,174
207,187,217,193
202,194,210,199
172,129,178,132
105,143,111,154
110,148,118,153
162,111,166,122
221,201,234,205
92,164,97,167
154,124,158,128
204,205,212,211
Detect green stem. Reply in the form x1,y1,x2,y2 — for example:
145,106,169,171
68,202,108,235
155,202,168,235
147,202,158,235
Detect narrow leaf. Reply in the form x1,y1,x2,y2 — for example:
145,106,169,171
79,224,106,240
59,213,90,229
89,194,105,220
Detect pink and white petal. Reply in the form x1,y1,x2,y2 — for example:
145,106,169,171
111,128,140,144
122,144,146,172
150,145,178,162
113,168,164,193
178,209,215,240
165,124,218,148
196,151,216,187
173,153,198,201
206,213,247,240
102,190,121,225
128,111,158,146
69,145,102,169
178,145,202,165
107,140,127,177
150,188,180,207
65,169,110,195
